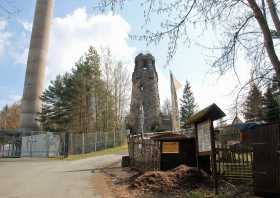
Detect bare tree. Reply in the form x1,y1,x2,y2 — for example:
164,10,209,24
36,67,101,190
100,48,131,132
0,0,19,17
161,98,171,116
98,0,280,84
0,102,21,129
97,0,280,114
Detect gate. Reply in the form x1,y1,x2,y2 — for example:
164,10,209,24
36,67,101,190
248,123,280,196
216,144,253,182
0,131,68,158
0,131,21,158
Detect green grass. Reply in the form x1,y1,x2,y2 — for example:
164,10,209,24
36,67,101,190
64,144,128,160
184,190,228,198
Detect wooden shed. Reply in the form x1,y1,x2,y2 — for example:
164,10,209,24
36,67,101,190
151,132,197,170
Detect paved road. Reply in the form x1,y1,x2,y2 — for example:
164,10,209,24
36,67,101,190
0,155,122,198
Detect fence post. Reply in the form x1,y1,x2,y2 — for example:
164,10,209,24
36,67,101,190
105,132,107,149
120,130,123,146
113,130,116,147
82,132,85,154
69,133,72,155
94,132,97,152
46,132,49,158
30,132,33,157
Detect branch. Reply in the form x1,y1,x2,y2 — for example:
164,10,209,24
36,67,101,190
266,0,280,34
248,0,280,81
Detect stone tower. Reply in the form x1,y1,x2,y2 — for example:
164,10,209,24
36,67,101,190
128,53,161,134
20,0,54,130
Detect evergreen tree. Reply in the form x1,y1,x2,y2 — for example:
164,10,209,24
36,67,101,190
263,85,280,123
40,74,71,131
69,47,101,133
180,80,197,129
40,47,101,132
40,46,129,135
243,83,263,122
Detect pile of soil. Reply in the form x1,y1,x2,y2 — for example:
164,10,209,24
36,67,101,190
131,165,210,192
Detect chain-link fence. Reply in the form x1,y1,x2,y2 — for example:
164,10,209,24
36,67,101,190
0,129,128,158
68,130,128,155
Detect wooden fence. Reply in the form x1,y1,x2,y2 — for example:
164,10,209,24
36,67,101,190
216,144,253,182
128,134,160,172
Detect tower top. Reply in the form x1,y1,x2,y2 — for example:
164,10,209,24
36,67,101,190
134,53,155,71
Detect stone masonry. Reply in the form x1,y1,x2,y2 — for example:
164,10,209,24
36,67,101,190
128,53,161,134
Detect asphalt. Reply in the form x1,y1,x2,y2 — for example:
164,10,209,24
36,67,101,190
0,154,122,198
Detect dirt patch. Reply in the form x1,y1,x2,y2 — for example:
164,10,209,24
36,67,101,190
93,170,114,198
101,163,259,198
131,165,210,192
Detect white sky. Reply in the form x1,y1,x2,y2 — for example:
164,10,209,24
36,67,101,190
0,2,254,123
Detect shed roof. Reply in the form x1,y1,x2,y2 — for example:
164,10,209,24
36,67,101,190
150,132,194,141
187,103,226,124
231,122,266,132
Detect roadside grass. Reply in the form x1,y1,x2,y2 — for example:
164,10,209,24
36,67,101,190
65,144,128,160
186,190,227,198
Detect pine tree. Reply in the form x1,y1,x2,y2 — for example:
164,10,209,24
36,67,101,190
40,46,130,143
70,47,101,133
263,85,280,123
40,47,101,132
243,83,263,122
180,80,197,129
40,75,70,131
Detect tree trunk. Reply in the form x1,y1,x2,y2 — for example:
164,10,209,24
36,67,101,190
266,0,280,34
248,0,280,86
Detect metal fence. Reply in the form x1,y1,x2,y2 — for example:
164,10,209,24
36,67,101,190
0,130,128,158
68,131,128,155
0,131,22,158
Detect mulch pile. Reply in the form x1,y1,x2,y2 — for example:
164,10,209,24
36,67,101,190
130,165,210,192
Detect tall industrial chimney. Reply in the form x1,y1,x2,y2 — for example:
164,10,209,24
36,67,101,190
20,0,54,131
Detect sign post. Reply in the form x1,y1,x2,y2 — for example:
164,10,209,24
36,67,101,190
210,121,218,194
187,103,225,195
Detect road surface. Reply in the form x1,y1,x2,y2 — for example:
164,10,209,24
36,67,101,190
0,154,122,198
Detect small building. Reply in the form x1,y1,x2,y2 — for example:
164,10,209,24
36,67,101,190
151,132,196,170
128,132,197,172
231,121,266,143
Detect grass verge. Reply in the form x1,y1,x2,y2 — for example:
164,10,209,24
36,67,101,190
65,144,128,160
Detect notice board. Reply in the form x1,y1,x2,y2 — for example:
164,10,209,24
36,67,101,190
162,142,179,153
197,120,211,153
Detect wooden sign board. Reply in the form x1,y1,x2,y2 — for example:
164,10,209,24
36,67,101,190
197,120,211,153
162,142,179,153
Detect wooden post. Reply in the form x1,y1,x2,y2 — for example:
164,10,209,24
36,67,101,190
210,121,218,194
194,123,199,169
